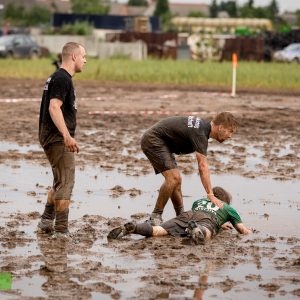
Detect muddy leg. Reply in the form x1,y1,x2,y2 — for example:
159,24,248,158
55,199,70,233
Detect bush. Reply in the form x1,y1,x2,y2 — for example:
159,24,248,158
43,21,93,35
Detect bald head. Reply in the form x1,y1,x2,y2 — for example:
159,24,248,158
60,42,86,74
62,42,85,61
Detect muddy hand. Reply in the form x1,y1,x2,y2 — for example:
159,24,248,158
64,135,79,153
209,195,223,208
221,222,233,230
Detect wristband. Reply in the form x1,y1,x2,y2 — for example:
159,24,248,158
207,193,214,197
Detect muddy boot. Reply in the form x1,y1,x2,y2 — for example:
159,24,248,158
107,222,136,240
54,208,69,234
37,203,55,234
148,213,163,226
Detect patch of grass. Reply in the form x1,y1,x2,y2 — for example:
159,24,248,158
0,58,299,91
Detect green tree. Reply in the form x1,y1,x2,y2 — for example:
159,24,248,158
154,0,170,17
128,0,148,7
219,1,237,17
297,10,300,27
154,0,172,31
268,0,279,20
209,0,218,18
239,1,252,17
4,3,25,24
71,0,109,14
247,0,254,8
25,5,51,26
4,3,51,26
188,11,205,18
254,7,269,18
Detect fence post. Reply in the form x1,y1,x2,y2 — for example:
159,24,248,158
231,52,238,97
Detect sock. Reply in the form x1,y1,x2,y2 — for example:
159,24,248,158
152,208,163,215
55,208,69,233
174,206,184,216
134,223,153,237
41,203,55,220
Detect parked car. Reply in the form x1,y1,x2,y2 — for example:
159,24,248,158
0,34,41,59
273,43,300,63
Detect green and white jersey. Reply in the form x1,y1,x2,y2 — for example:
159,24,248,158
192,198,242,232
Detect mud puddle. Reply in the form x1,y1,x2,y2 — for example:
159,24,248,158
1,161,300,299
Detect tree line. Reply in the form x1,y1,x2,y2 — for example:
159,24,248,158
1,0,299,29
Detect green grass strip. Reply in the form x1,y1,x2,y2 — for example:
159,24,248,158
0,58,299,91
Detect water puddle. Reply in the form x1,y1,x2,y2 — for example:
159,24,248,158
0,161,299,299
0,141,41,154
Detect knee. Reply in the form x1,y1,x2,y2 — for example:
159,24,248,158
166,171,181,187
55,199,70,212
47,189,55,204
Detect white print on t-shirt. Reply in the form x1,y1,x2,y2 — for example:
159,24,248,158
73,90,77,110
187,116,201,128
44,77,51,91
194,199,219,215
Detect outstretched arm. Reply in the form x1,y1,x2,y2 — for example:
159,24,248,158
195,152,223,208
234,223,252,235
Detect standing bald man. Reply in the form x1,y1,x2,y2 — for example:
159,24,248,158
38,42,87,238
141,112,238,225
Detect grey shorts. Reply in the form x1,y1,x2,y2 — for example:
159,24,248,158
141,131,177,174
44,142,75,200
161,210,216,237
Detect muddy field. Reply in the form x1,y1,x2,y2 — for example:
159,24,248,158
0,78,299,299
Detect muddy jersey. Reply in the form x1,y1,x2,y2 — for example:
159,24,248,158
39,68,77,147
192,198,242,233
144,116,211,155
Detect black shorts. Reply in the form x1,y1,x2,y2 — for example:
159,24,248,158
141,131,177,174
161,211,217,237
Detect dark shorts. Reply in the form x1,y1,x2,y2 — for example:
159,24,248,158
141,131,177,174
161,210,217,237
44,142,75,200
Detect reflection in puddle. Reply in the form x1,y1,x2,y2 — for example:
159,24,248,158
0,161,299,299
0,161,299,233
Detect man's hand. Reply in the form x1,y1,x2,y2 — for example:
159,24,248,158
234,223,252,235
221,222,233,230
195,152,222,207
207,194,223,208
64,135,79,153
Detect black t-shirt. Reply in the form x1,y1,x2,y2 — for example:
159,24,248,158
147,116,211,155
39,68,77,147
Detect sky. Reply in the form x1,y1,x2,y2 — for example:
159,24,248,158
118,0,300,13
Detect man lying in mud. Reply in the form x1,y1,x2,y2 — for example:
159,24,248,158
107,187,252,244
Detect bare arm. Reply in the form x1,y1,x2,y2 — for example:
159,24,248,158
234,223,252,235
195,152,223,208
49,98,79,153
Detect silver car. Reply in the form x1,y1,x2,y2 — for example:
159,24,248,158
0,34,41,58
273,43,300,63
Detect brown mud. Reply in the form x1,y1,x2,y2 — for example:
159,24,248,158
0,78,299,299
